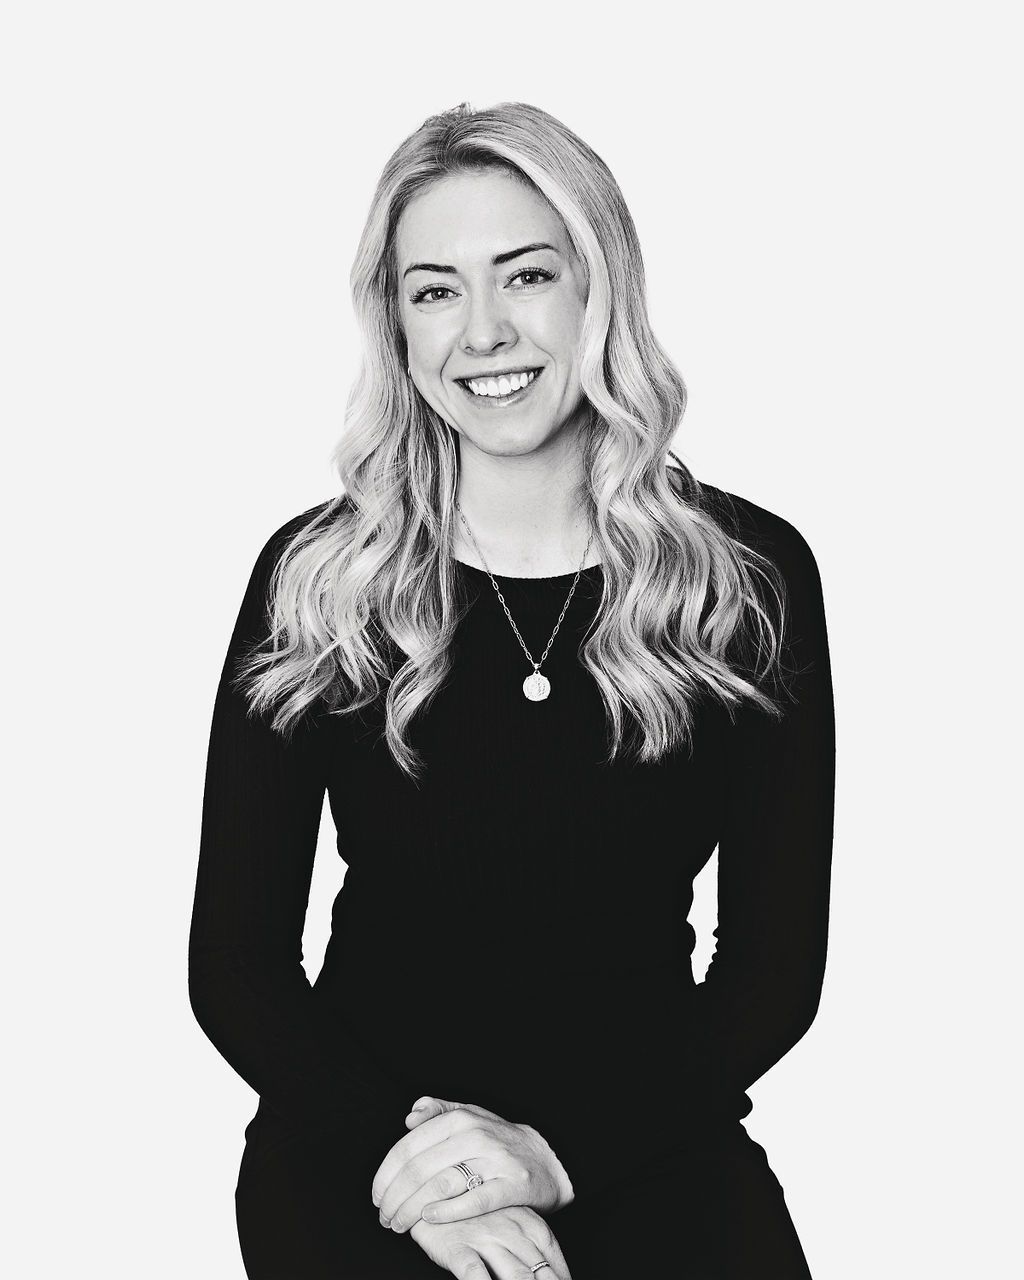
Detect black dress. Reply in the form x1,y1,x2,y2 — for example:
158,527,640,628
188,477,835,1278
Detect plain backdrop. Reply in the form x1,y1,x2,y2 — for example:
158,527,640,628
4,2,1020,1276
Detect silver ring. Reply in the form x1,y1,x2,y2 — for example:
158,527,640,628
453,1160,483,1192
530,1264,551,1273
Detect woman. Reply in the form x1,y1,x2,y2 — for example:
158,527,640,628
189,100,835,1279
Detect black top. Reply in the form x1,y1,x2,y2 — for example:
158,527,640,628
188,477,836,1208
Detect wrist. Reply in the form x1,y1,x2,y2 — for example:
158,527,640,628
523,1123,575,1211
551,1153,575,1211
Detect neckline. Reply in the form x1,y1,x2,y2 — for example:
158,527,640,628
454,558,604,583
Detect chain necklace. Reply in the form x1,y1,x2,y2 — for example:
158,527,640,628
455,502,595,702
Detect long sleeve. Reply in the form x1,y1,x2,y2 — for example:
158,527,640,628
536,502,836,1208
188,509,410,1150
688,511,836,1103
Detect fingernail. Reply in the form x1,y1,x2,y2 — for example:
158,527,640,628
411,1096,432,1110
379,1213,390,1228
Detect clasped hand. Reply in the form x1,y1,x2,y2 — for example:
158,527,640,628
371,1095,575,1233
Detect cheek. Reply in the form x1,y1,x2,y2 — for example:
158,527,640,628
534,293,585,360
405,317,457,373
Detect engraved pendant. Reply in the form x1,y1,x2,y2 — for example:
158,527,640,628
523,670,551,701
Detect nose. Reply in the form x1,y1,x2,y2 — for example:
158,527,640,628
459,288,517,357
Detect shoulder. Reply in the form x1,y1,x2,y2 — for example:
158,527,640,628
261,495,346,556
230,496,348,631
669,468,824,597
226,497,349,676
249,495,349,579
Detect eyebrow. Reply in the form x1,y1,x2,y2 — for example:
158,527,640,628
402,242,559,279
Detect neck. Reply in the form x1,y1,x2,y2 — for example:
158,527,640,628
452,426,595,577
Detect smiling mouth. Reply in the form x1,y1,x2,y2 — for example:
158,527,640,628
456,367,543,405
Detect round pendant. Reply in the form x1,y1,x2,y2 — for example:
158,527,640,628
523,671,551,701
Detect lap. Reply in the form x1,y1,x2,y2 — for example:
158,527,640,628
235,1129,441,1279
552,1125,813,1279
234,1120,812,1280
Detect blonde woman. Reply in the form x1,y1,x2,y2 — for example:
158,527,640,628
189,101,835,1279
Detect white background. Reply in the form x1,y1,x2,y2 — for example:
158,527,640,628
4,2,1019,1275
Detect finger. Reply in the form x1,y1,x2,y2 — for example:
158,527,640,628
421,1175,518,1226
408,1096,506,1126
391,1162,508,1232
478,1242,539,1280
371,1107,478,1207
382,1131,497,1228
404,1095,445,1129
449,1099,506,1124
525,1237,571,1280
519,1218,572,1280
450,1247,490,1280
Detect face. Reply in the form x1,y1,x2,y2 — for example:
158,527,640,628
395,169,589,461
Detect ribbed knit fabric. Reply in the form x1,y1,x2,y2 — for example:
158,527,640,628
188,474,835,1212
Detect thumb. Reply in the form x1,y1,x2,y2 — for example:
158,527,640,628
406,1095,505,1126
404,1095,482,1127
403,1095,443,1127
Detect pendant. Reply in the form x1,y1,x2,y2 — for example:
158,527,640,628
523,670,551,701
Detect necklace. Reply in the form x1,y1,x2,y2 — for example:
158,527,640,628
455,502,595,702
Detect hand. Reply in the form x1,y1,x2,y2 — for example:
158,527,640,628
372,1096,575,1235
408,1204,573,1280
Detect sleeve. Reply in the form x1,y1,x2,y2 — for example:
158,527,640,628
687,515,836,1105
535,509,836,1209
187,513,411,1150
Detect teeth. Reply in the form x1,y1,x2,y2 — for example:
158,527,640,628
465,369,538,398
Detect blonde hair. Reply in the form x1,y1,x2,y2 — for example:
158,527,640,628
236,101,787,782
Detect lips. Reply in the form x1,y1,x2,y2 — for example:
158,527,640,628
455,367,544,406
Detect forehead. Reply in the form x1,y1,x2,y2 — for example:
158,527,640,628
396,169,568,264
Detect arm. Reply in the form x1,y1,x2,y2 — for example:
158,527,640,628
535,504,836,1206
187,509,409,1147
689,511,836,1105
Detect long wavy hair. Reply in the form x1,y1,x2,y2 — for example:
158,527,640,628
235,101,787,782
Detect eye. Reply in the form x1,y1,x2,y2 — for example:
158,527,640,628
410,284,457,305
507,267,555,289
408,266,555,306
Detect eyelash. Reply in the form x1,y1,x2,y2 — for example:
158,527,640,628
409,266,555,305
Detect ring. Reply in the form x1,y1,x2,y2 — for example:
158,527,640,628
453,1161,483,1192
530,1264,551,1273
